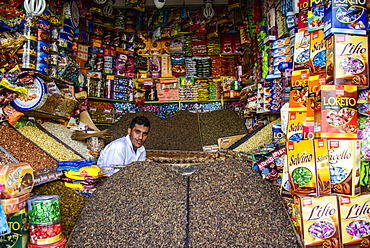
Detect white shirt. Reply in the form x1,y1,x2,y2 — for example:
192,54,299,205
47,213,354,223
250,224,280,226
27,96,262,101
97,135,146,165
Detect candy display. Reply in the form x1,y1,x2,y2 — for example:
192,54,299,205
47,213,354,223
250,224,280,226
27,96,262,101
28,195,61,224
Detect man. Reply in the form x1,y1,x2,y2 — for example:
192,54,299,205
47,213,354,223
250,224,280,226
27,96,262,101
97,116,150,165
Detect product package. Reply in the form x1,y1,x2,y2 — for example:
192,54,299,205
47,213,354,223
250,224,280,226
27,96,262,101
328,139,361,196
338,194,370,247
287,139,331,197
293,30,311,71
314,85,358,139
293,195,341,247
326,34,368,87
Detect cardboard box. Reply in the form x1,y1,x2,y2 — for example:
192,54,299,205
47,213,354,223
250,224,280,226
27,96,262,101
309,29,326,75
308,0,324,31
289,70,309,111
315,85,358,139
287,139,331,197
326,34,368,87
0,163,34,199
294,195,341,247
328,139,361,196
287,111,306,141
338,194,370,247
293,30,311,71
324,0,367,37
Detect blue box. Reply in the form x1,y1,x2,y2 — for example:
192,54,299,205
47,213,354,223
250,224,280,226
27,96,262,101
324,0,367,37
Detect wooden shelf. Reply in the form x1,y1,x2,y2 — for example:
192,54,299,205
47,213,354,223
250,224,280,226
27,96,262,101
88,97,133,103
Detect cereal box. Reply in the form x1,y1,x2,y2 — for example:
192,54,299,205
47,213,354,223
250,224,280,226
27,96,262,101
308,0,325,31
309,29,326,75
287,139,331,197
324,0,367,37
315,85,358,139
328,139,361,196
338,194,370,247
287,111,306,141
289,69,309,111
326,34,368,87
294,195,341,247
294,30,311,71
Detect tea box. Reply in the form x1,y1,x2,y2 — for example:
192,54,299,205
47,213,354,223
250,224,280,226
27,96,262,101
338,194,370,247
309,29,326,75
314,85,358,139
328,139,361,196
324,0,367,37
287,139,331,197
326,34,368,87
293,30,311,71
294,195,341,248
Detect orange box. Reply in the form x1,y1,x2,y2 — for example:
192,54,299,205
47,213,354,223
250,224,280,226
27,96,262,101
287,139,331,197
338,194,370,247
326,34,368,87
0,163,34,199
289,70,309,111
294,195,341,248
287,111,306,141
327,139,361,196
315,85,358,139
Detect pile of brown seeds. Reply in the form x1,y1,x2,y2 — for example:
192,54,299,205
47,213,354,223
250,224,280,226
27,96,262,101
68,159,301,247
0,125,57,174
189,158,301,247
68,162,188,247
33,181,88,238
105,109,246,151
198,109,246,146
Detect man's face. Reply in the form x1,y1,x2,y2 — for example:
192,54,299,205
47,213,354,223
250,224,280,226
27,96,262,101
128,124,150,149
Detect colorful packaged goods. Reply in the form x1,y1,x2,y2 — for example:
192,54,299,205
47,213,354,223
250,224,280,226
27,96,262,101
287,111,306,141
338,194,370,247
314,85,358,139
309,29,326,75
293,30,311,71
0,163,34,199
308,0,325,31
289,69,309,111
287,139,331,197
326,34,368,87
328,139,361,196
324,0,367,37
293,195,341,247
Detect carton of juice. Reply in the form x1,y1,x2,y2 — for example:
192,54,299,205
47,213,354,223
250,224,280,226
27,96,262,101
326,34,368,87
328,139,361,196
294,195,341,247
338,194,370,247
287,139,331,197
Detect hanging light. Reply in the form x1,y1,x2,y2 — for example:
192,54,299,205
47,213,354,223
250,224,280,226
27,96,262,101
103,0,113,17
23,0,46,16
154,0,166,9
203,0,215,19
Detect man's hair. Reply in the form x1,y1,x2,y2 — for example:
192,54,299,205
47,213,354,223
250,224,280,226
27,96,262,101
130,116,151,131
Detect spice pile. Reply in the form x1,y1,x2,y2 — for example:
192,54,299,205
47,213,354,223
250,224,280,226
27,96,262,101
107,109,246,151
0,125,57,174
68,159,301,247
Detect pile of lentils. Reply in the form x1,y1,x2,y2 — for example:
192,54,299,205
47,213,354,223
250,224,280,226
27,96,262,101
105,109,246,151
0,125,57,174
68,159,301,247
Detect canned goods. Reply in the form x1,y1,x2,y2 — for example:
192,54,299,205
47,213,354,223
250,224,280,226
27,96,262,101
37,41,50,53
38,19,50,31
37,29,50,41
49,41,58,53
18,39,37,56
50,27,59,40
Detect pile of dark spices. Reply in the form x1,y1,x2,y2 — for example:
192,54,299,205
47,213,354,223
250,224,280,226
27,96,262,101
189,158,301,247
68,162,188,247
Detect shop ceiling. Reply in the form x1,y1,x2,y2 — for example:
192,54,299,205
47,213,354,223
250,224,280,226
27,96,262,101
113,0,229,8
